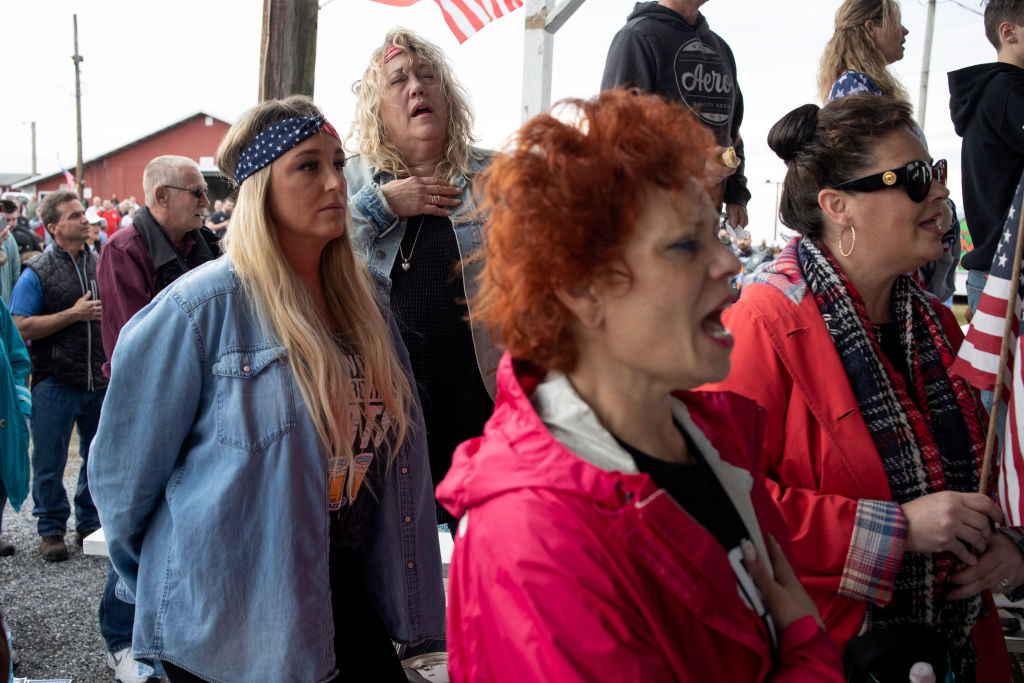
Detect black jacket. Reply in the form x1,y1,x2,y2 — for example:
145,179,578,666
131,207,221,294
601,1,749,207
949,62,1024,271
23,245,106,392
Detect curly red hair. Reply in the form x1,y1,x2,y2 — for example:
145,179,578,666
475,89,714,372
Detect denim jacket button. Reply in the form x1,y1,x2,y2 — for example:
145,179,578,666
242,365,251,373
375,250,385,260
404,515,411,523
401,466,408,474
407,561,414,569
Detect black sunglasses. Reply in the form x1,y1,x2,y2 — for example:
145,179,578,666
834,159,947,203
165,185,208,199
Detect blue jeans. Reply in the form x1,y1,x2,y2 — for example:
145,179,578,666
29,378,104,537
99,561,135,653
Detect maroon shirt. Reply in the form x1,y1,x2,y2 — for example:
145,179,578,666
96,224,197,378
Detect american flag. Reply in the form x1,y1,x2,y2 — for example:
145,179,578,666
951,172,1024,525
59,165,76,192
369,0,524,43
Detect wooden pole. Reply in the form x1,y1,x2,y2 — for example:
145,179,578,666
979,207,1024,494
72,14,84,196
259,0,318,102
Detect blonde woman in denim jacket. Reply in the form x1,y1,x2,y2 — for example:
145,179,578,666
89,96,444,683
345,29,501,538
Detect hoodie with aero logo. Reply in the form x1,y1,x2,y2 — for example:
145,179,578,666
602,1,749,208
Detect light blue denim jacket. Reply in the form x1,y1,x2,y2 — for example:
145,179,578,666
88,257,444,683
345,148,501,397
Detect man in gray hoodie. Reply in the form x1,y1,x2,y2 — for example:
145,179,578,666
602,0,749,230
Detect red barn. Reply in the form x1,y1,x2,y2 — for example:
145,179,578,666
13,112,232,203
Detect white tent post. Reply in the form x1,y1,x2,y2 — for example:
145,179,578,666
522,0,554,123
521,0,588,123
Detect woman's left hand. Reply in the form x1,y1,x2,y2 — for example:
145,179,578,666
948,532,1024,600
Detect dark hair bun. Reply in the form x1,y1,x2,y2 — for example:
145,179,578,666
767,104,820,163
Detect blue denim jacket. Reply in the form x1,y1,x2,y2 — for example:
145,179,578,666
88,257,444,683
345,149,501,397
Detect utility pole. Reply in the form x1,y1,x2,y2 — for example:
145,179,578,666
72,14,84,196
766,179,781,243
30,121,36,175
259,0,318,101
918,0,937,128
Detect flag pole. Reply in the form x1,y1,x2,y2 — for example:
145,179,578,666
979,206,1024,494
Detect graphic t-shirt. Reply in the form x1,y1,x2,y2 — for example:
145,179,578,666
328,352,392,550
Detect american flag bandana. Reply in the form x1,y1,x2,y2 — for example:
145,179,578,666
234,115,340,184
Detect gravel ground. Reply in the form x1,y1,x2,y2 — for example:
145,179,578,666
0,445,113,683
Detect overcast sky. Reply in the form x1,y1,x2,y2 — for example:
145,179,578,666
0,0,992,242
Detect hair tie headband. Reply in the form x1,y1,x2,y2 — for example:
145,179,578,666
234,115,340,185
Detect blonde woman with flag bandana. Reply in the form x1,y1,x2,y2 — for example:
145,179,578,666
89,95,443,683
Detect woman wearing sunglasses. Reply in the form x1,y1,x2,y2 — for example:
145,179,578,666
704,95,1018,682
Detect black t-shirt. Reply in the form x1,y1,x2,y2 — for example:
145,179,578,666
616,424,750,553
388,214,494,524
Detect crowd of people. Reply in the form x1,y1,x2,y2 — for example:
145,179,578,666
0,0,1023,681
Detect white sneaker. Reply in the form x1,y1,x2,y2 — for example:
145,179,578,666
106,647,163,683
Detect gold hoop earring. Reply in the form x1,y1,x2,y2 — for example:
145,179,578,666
838,224,856,258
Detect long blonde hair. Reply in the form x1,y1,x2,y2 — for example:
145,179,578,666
347,27,481,183
216,95,412,476
817,0,910,103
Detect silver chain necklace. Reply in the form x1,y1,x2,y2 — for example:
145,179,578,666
398,215,426,271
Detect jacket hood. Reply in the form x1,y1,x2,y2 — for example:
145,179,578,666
436,357,632,520
436,354,758,521
627,1,708,35
949,63,1021,136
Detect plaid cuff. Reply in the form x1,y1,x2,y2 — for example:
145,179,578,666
838,499,907,606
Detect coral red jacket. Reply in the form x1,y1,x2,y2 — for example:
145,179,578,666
436,355,843,683
704,257,1009,682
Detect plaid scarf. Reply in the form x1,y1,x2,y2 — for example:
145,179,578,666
798,237,988,681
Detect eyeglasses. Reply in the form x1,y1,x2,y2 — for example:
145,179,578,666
834,159,947,203
165,185,208,199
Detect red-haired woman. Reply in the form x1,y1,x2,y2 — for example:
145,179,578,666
434,90,843,682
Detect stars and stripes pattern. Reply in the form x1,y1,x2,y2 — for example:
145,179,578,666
951,171,1024,524
59,165,76,192
234,116,340,185
369,0,524,43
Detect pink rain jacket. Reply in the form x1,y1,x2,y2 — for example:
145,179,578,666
436,355,843,683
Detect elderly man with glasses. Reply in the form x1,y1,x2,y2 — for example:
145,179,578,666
94,154,220,683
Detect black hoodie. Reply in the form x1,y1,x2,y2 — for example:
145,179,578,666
949,62,1024,271
601,2,749,208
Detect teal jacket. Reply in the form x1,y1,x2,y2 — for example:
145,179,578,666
0,295,30,510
